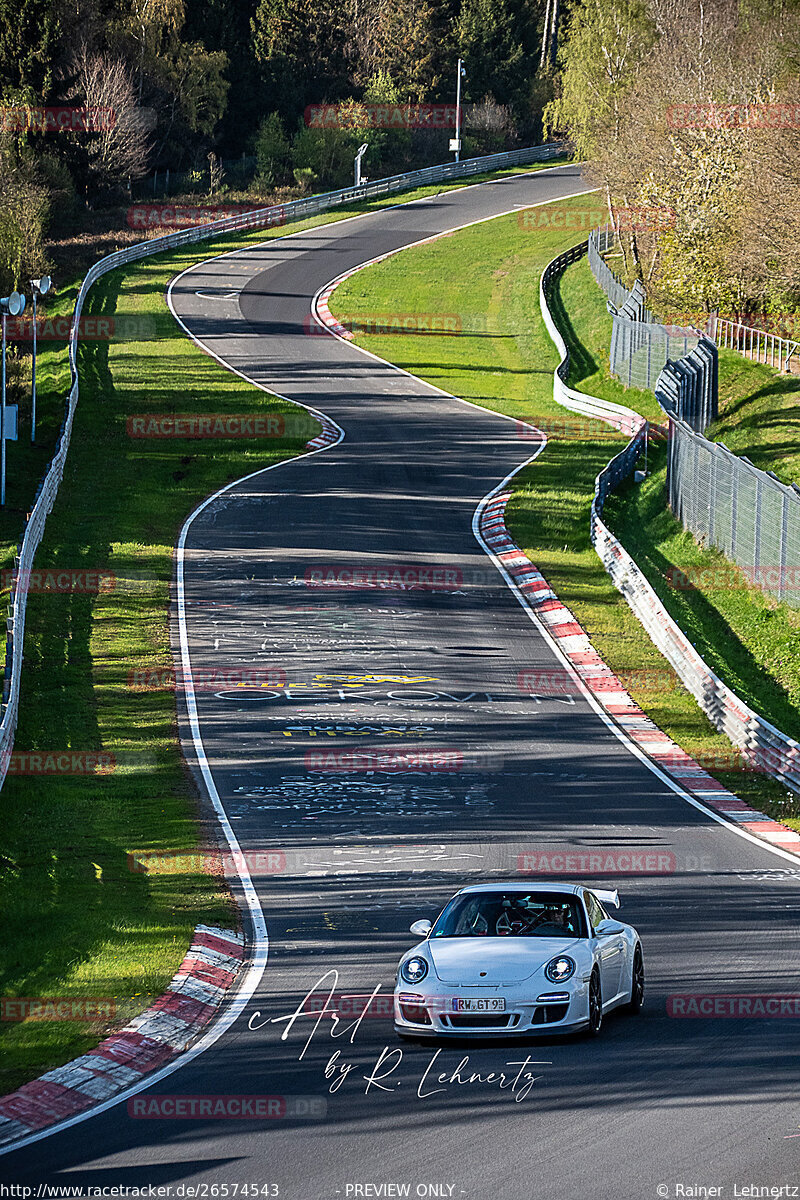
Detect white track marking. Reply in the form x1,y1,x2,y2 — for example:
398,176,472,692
308,218,800,871
0,165,580,1154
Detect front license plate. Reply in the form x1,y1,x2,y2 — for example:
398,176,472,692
452,997,506,1013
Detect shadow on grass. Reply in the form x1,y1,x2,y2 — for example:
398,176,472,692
604,443,800,742
547,265,601,386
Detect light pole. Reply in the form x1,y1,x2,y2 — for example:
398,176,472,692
29,276,51,443
354,142,368,187
0,292,25,506
453,58,467,162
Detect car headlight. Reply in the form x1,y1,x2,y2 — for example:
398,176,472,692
400,956,429,984
544,955,576,983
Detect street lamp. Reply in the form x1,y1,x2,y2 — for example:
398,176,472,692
29,276,52,443
354,143,368,187
451,59,467,163
0,292,25,506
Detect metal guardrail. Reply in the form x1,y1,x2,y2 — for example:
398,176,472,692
540,242,800,795
540,241,642,436
0,142,564,791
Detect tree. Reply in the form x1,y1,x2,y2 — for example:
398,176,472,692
0,0,65,96
365,0,441,100
73,49,150,192
122,0,185,101
0,134,49,292
111,0,230,165
252,0,350,116
544,0,655,160
254,111,290,186
457,0,542,114
291,97,371,188
465,94,517,153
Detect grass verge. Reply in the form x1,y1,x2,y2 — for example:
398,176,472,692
331,198,798,827
0,157,570,1094
0,242,319,1094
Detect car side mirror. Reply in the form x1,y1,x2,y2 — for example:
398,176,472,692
410,919,432,937
595,918,624,936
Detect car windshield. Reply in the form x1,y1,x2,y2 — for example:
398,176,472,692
431,891,585,939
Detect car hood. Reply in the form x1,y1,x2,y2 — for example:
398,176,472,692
427,937,579,985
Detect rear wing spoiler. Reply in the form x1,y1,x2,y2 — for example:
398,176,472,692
594,889,620,909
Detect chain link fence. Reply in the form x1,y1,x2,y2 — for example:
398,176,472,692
655,339,719,433
589,228,703,392
609,312,702,392
542,242,800,794
668,415,800,607
586,225,629,311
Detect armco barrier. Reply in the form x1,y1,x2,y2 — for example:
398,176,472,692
540,241,800,795
0,143,563,793
539,241,642,437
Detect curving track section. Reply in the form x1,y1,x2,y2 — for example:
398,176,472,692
4,166,800,1198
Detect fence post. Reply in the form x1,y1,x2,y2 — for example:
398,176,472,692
627,322,632,388
779,491,789,603
753,475,762,584
730,449,737,560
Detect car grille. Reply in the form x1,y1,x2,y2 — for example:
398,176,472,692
399,1002,432,1025
442,1014,519,1029
531,1003,569,1025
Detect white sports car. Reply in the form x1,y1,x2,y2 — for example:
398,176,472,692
394,882,644,1038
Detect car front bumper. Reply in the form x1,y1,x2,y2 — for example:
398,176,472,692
394,980,590,1037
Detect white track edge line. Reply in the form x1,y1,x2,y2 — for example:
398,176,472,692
308,210,800,870
309,190,601,407
472,466,800,868
0,167,621,1156
0,278,351,1166
156,160,581,284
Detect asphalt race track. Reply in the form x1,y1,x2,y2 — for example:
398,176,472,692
4,166,800,1198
